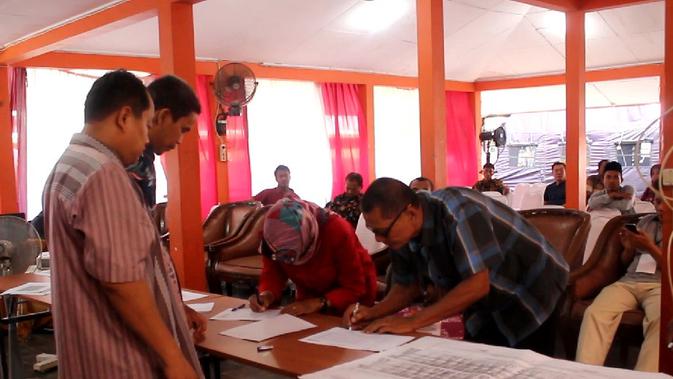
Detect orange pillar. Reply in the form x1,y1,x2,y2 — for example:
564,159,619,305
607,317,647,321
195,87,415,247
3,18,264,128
471,91,482,170
0,66,18,214
565,11,587,210
158,1,206,290
207,78,229,204
659,0,673,373
358,83,376,184
416,0,447,187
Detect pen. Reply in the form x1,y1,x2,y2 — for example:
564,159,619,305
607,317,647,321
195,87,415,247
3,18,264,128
349,302,359,331
230,303,246,312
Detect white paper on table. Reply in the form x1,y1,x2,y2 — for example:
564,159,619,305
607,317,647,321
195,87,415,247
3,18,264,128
210,307,281,321
416,321,442,336
186,302,214,313
2,282,50,295
635,253,657,274
181,290,208,302
300,327,415,352
219,314,316,342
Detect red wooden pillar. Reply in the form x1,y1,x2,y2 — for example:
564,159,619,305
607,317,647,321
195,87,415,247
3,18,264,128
659,0,673,373
416,0,447,187
565,11,587,210
0,66,18,214
358,83,376,184
157,1,206,290
471,91,482,173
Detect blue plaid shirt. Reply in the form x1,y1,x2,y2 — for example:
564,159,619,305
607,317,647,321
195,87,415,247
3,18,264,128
391,188,569,346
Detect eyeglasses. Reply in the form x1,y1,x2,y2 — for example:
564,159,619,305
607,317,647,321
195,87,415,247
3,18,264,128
260,239,298,264
369,205,407,238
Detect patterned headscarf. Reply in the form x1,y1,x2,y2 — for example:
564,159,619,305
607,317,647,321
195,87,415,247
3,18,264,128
262,199,330,265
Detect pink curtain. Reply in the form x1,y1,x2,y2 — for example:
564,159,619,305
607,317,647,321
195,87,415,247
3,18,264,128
320,83,370,198
195,75,218,220
225,108,252,201
445,91,478,186
9,68,27,214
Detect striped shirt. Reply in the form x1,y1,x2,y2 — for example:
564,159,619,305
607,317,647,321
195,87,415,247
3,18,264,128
43,133,202,379
391,188,569,346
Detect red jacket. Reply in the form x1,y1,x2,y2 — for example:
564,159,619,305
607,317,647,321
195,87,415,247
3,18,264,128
258,214,377,313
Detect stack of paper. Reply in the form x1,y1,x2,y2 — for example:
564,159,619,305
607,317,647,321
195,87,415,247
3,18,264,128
2,282,51,296
181,290,208,302
186,302,214,313
300,327,415,352
220,314,316,341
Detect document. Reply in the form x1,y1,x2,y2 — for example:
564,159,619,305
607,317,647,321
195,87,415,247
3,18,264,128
219,314,316,342
300,327,415,352
186,302,214,313
210,307,282,321
635,253,657,274
181,290,208,302
300,337,671,379
2,282,51,296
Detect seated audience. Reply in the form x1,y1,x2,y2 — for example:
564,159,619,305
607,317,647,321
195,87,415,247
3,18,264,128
641,164,660,204
347,178,568,355
586,159,609,199
409,176,434,192
326,172,363,228
544,161,566,206
473,163,509,195
588,161,635,214
576,193,664,372
250,199,377,315
253,165,300,205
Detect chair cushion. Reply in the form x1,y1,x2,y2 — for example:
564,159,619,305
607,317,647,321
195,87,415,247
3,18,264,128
214,256,263,278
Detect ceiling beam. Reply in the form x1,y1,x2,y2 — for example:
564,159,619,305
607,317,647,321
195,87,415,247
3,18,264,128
580,0,660,12
514,0,580,11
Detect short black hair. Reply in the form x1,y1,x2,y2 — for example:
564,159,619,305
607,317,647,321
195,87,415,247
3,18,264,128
551,161,566,170
409,176,434,191
362,178,418,218
604,161,622,175
147,75,201,120
597,159,609,170
345,172,363,187
84,70,150,123
650,164,661,177
274,165,290,176
483,163,495,170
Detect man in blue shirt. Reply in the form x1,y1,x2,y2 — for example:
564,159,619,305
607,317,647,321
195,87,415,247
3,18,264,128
544,161,566,206
347,178,569,353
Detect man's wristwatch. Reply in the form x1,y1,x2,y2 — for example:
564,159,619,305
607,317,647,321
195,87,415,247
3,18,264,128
319,296,330,311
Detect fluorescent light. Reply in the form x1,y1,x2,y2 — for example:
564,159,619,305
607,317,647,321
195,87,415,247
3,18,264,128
345,0,408,33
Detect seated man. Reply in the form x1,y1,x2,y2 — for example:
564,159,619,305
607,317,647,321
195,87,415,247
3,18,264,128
409,177,434,192
472,163,509,195
544,161,566,206
586,159,609,199
326,172,363,229
576,193,664,372
347,178,568,354
641,164,660,204
253,165,300,205
588,161,635,214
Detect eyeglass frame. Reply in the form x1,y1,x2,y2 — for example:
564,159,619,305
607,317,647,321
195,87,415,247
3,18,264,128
368,204,408,238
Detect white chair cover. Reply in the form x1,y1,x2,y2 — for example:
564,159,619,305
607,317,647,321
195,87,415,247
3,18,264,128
582,208,622,264
633,200,655,214
482,191,509,206
355,213,387,255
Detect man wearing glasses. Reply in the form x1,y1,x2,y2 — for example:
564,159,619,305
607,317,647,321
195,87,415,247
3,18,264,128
345,178,568,355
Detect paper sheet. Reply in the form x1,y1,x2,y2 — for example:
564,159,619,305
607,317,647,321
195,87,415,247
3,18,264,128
181,290,208,302
210,307,282,321
300,327,415,352
635,253,657,274
219,314,316,342
2,282,50,295
186,302,214,313
300,337,671,379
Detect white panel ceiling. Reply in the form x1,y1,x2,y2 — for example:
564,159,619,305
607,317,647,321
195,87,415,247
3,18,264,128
1,0,665,81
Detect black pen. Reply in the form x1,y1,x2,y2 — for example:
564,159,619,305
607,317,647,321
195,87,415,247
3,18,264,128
230,303,246,312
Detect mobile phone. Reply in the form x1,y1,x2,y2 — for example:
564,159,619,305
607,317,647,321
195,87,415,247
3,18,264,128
624,223,638,233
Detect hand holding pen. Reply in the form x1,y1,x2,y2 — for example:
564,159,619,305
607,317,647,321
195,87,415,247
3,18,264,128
249,290,273,312
349,303,360,331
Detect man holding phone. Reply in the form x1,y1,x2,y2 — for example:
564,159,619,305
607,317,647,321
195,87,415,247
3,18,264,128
576,193,664,372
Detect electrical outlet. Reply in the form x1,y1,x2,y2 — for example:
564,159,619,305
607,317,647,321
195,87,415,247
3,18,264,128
219,144,227,162
662,168,673,186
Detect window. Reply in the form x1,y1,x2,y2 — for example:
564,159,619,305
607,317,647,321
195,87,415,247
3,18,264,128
558,141,591,166
615,140,652,167
508,144,536,168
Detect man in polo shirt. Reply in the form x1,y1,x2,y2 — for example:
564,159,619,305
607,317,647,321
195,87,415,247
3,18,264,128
253,164,301,205
347,178,569,354
588,160,635,214
544,161,566,206
43,70,201,378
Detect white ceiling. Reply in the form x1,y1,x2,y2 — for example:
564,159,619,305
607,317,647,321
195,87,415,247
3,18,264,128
0,0,665,82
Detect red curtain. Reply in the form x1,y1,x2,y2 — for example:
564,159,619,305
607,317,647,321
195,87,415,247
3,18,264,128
320,83,369,198
195,75,218,219
225,108,252,201
9,68,27,214
445,91,478,186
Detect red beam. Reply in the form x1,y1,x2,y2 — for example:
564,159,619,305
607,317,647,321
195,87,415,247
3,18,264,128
581,0,660,11
0,67,19,213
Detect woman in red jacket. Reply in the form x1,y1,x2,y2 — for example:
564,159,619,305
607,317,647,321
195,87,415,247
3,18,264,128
249,198,377,316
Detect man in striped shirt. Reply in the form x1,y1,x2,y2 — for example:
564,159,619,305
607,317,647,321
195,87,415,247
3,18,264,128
43,70,202,378
348,178,568,353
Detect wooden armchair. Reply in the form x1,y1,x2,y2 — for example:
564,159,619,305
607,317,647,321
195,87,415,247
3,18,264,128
202,201,261,245
560,213,652,362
